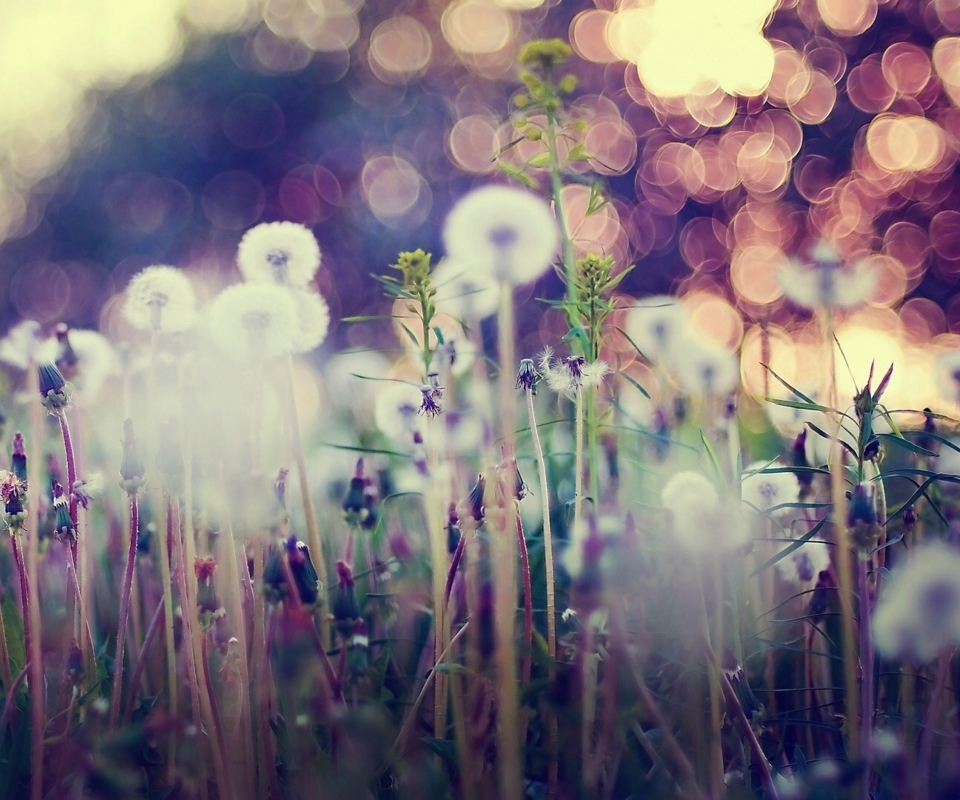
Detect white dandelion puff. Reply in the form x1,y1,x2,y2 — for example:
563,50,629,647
373,381,424,441
431,258,501,320
934,350,960,406
872,543,960,662
442,185,559,285
538,347,610,398
669,339,739,397
123,266,197,333
741,460,800,515
288,289,331,354
207,284,299,362
237,221,321,288
624,295,691,364
778,243,876,312
661,471,750,552
775,538,831,586
0,320,41,370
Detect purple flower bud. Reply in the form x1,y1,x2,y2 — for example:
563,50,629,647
51,480,75,543
516,358,540,393
38,362,72,413
11,433,26,482
466,474,485,522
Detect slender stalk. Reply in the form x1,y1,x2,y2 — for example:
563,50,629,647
284,355,330,648
524,387,559,796
0,660,30,736
23,379,44,800
544,108,576,301
124,599,164,727
857,553,874,795
516,511,533,745
696,573,723,797
110,491,140,729
918,650,952,800
573,386,585,535
0,576,13,692
586,387,600,507
252,541,270,799
157,497,178,778
201,633,235,798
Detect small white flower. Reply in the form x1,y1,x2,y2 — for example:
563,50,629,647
538,347,610,399
373,381,424,441
0,320,40,370
237,221,321,288
288,289,331,354
431,258,501,320
442,185,559,285
123,266,197,333
872,543,960,662
778,244,876,311
934,350,960,405
207,284,298,361
741,460,800,515
624,295,690,364
669,339,739,397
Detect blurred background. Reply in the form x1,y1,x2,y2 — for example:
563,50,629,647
2,0,960,393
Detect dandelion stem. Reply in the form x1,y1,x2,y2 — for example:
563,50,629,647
917,650,952,800
573,385,585,536
0,585,13,693
516,509,533,745
110,490,140,729
157,497,178,778
124,598,163,727
857,553,875,795
26,384,44,800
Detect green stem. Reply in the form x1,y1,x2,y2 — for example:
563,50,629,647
586,386,600,507
544,109,575,306
573,386,585,537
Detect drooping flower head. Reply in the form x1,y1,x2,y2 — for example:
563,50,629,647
778,242,876,312
207,284,299,362
123,266,196,333
872,543,960,662
237,221,321,288
538,347,610,398
442,185,559,285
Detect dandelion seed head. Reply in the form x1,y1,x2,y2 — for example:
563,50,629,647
662,470,749,552
207,284,299,362
741,461,800,515
872,543,960,662
123,266,196,333
935,350,960,405
624,296,690,364
670,339,739,397
0,320,41,370
288,289,331,354
432,258,502,320
374,381,424,440
778,253,876,312
442,185,559,285
237,221,321,288
775,539,830,586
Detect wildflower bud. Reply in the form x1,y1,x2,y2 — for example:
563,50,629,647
11,433,27,482
516,358,540,394
361,478,379,531
388,529,414,563
342,459,368,525
195,557,225,630
918,408,936,452
288,536,321,607
119,419,146,495
847,482,881,555
792,430,812,492
262,543,288,605
512,461,530,501
903,504,917,536
38,362,72,413
863,436,881,462
51,480,76,543
447,503,462,554
333,561,359,639
465,474,485,522
346,619,370,681
1,469,27,532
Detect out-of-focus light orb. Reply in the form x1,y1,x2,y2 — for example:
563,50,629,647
933,37,960,107
368,16,433,83
494,0,544,8
448,115,499,174
866,114,947,173
731,244,786,304
609,0,776,98
570,10,618,64
361,155,429,228
442,0,513,55
817,0,878,37
740,324,796,399
683,290,744,350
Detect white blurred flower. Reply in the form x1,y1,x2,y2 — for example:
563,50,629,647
373,381,423,440
934,350,960,405
765,388,822,438
289,289,331,354
935,438,960,477
0,320,40,370
741,460,800,515
775,538,830,586
778,244,876,312
207,284,298,362
661,470,750,552
432,258,501,320
539,348,610,398
442,185,559,285
323,349,391,416
123,266,196,333
36,328,120,404
237,221,321,288
872,543,960,662
624,296,690,364
430,334,478,378
669,339,739,397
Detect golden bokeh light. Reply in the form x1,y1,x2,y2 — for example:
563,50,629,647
368,15,433,83
441,0,514,56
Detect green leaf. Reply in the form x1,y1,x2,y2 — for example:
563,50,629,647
526,152,551,169
319,443,412,459
498,162,539,188
698,429,724,483
751,517,828,577
621,373,650,399
398,323,421,350
875,432,935,457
